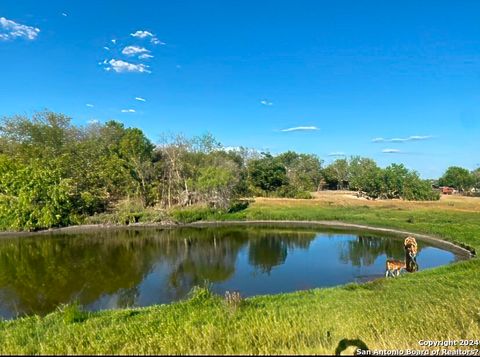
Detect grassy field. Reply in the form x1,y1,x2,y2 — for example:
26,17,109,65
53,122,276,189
1,191,479,355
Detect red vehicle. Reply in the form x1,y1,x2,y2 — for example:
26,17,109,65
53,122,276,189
440,186,455,195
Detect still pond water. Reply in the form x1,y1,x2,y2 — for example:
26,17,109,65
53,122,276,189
0,225,465,319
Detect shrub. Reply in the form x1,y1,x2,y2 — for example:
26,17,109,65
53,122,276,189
170,206,221,223
294,191,313,199
0,156,76,231
57,302,89,324
187,284,216,305
227,200,250,213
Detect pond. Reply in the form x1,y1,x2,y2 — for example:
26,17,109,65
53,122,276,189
0,224,468,319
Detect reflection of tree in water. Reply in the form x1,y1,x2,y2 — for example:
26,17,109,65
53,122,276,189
248,231,316,274
0,230,164,316
0,226,316,317
338,235,424,267
0,228,247,315
167,230,247,298
249,237,287,273
116,286,140,308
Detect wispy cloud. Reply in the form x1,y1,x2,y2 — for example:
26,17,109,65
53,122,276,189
130,30,165,45
135,97,146,102
121,109,136,113
372,135,432,143
111,39,117,44
138,53,154,60
260,99,273,106
382,148,402,154
87,119,99,124
328,152,346,157
151,38,165,45
104,59,151,73
409,135,433,141
86,103,94,107
62,13,68,17
0,17,40,41
131,30,154,39
122,45,150,56
280,126,320,132
103,46,110,51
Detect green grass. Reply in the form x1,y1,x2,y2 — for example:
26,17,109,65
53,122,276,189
176,199,480,254
1,197,480,355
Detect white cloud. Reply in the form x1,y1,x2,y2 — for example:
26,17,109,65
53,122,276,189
382,149,402,154
280,126,320,132
121,109,136,113
122,45,150,56
62,13,68,17
151,37,165,45
373,135,432,143
138,53,154,60
111,39,117,44
130,30,165,45
0,17,40,41
131,30,154,39
135,97,146,102
409,135,432,141
104,59,151,73
103,46,110,51
87,119,99,124
86,103,94,107
260,99,273,106
328,152,346,157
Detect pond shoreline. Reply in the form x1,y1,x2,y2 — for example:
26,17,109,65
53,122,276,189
0,219,474,258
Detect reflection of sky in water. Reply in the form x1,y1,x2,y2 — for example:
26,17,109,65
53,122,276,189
214,235,458,296
0,228,464,318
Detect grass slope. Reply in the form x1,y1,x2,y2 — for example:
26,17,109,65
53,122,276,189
1,192,479,355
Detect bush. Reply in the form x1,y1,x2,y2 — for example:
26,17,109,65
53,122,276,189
170,206,221,223
294,191,313,199
0,156,77,231
85,199,166,225
187,284,216,305
114,198,147,224
227,200,250,213
275,185,299,198
57,302,89,324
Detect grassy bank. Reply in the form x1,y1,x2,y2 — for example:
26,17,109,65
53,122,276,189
1,192,479,355
174,192,480,254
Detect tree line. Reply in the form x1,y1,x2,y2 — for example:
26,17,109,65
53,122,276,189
436,166,480,193
0,112,477,230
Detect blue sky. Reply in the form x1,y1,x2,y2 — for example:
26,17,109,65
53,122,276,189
1,0,479,178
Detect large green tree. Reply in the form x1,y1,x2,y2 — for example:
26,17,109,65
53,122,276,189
247,153,289,195
439,166,475,192
322,159,349,190
118,127,156,206
472,168,480,190
382,164,438,201
277,151,323,192
349,156,381,193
